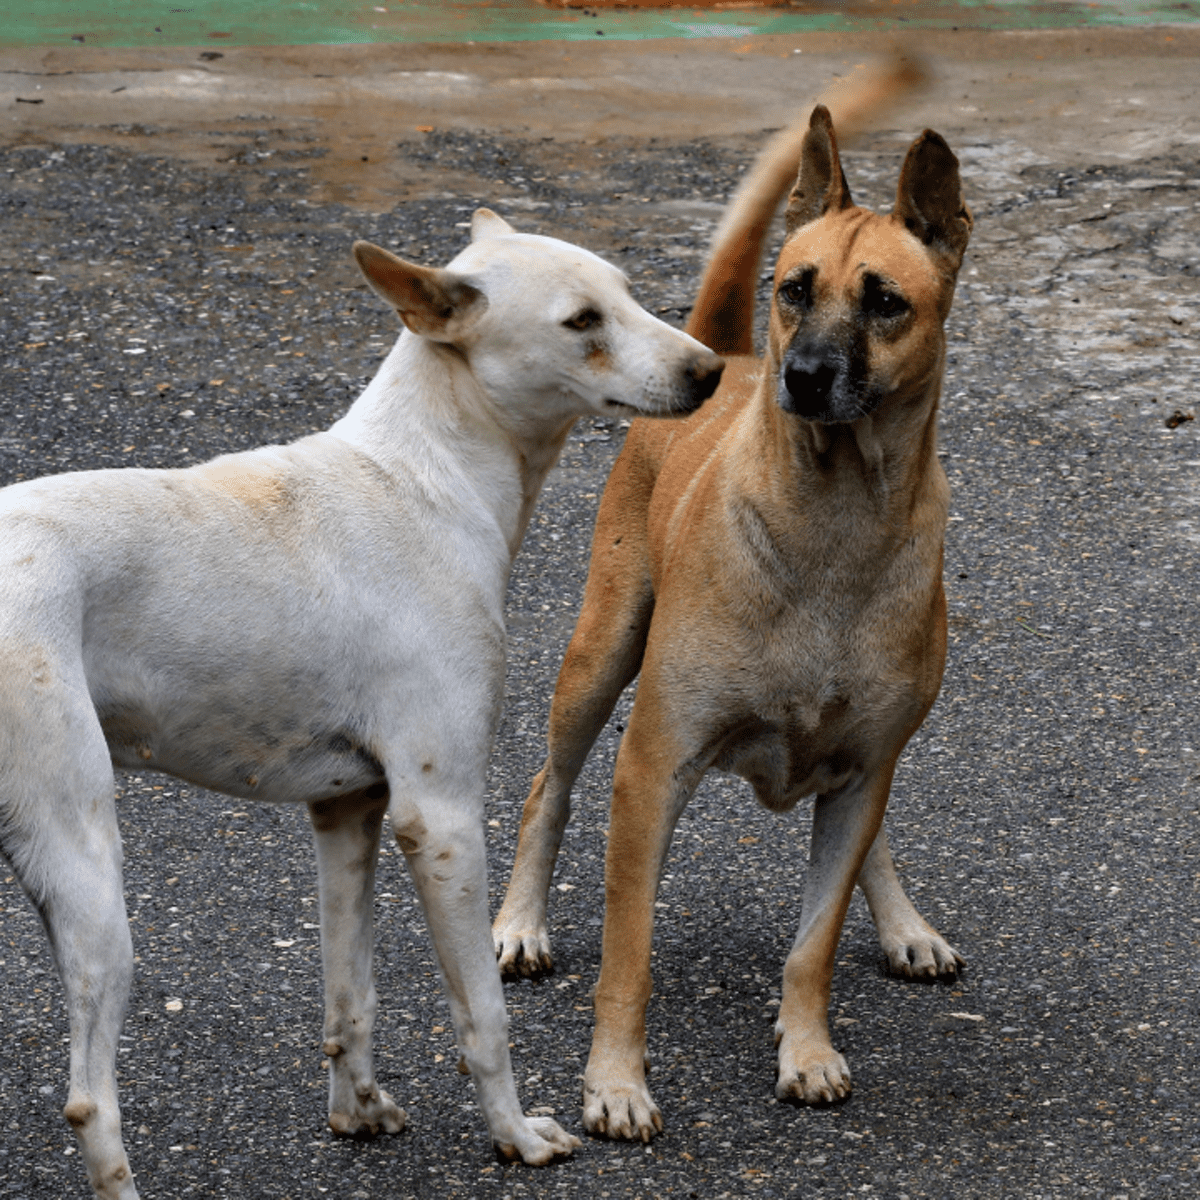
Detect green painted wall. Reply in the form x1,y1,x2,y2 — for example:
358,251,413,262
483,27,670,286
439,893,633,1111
1,0,1197,49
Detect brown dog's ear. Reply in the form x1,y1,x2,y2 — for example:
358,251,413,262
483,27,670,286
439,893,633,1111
784,105,854,235
893,130,973,271
353,240,486,342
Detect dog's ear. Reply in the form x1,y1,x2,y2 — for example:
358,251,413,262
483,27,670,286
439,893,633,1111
470,208,515,241
353,241,486,342
892,130,973,272
784,105,854,235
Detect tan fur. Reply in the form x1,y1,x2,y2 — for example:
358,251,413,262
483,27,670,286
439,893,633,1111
193,458,291,509
495,103,972,1140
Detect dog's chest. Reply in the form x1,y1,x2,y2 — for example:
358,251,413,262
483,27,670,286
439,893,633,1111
705,609,930,811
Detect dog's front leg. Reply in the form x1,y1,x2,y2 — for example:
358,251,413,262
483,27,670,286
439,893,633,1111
495,585,653,977
775,765,895,1104
58,876,138,1200
308,790,406,1137
583,709,696,1142
392,790,580,1163
495,496,657,980
858,825,964,978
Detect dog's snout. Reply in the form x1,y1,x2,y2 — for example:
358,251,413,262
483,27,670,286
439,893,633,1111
782,356,839,420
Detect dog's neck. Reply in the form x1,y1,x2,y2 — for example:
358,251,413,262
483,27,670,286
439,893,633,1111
735,370,948,553
331,334,574,562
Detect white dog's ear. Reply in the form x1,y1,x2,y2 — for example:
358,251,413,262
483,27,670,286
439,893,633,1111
353,241,486,342
470,208,515,241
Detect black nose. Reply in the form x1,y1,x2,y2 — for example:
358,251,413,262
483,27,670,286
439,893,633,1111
685,352,724,408
782,357,838,419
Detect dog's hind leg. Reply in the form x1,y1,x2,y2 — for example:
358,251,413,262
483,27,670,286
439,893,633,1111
1,711,138,1197
857,826,963,979
495,451,657,978
392,787,580,1163
308,789,406,1138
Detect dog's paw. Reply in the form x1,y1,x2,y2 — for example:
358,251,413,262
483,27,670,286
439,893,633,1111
582,1076,663,1142
493,920,555,980
328,1087,406,1138
774,1030,852,1105
493,1115,581,1164
879,920,964,980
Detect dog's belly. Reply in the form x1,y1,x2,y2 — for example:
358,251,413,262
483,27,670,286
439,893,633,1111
99,699,386,803
714,724,858,812
705,700,888,811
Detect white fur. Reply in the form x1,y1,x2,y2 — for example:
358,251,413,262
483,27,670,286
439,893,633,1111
0,210,722,1199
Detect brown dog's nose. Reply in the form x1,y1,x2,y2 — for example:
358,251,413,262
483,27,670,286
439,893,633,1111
782,357,838,418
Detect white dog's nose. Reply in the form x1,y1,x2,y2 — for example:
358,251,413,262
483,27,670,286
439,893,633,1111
683,348,725,411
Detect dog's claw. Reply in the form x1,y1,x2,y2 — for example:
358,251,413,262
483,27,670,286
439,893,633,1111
581,1078,663,1142
774,1030,852,1106
493,1115,580,1165
870,900,964,980
494,924,556,980
775,1063,852,1105
881,931,964,980
328,1087,406,1138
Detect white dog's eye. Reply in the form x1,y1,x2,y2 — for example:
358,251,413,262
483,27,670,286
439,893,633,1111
563,308,602,331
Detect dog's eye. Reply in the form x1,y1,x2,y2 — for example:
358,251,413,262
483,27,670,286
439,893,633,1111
563,308,602,331
777,271,814,311
862,277,910,320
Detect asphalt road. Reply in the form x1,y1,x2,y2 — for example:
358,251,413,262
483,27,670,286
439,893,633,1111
1,27,1198,1200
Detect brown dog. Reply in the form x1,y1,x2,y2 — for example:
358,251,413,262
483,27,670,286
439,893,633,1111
494,105,972,1140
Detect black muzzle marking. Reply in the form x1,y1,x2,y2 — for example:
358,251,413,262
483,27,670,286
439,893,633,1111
779,332,877,425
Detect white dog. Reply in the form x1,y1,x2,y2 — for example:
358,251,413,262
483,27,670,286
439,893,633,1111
0,208,723,1199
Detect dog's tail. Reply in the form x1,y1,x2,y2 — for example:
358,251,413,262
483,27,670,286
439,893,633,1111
686,52,928,356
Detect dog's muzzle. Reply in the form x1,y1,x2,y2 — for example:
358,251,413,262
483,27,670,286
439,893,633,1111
779,344,877,425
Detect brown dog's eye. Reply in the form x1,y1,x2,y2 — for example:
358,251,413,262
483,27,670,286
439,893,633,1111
563,308,602,331
777,270,814,311
862,276,910,320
